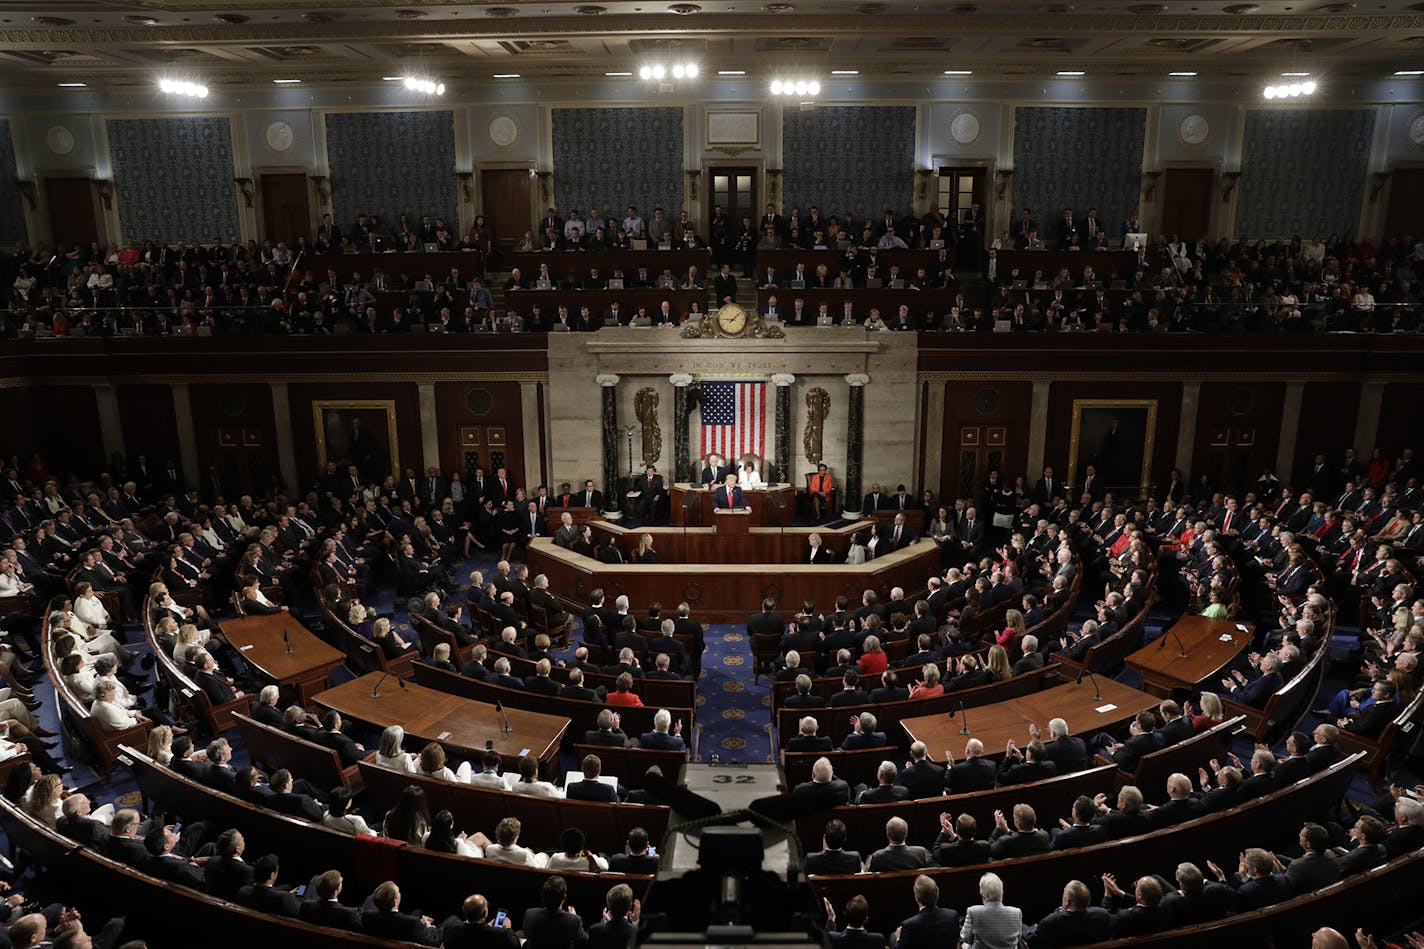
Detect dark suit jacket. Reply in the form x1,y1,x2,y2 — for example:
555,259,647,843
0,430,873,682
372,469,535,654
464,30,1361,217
588,916,639,949
805,849,862,875
522,907,586,949
900,760,947,799
829,928,887,949
786,734,833,753
1028,907,1112,948
989,828,1051,859
566,779,619,803
317,729,364,768
948,757,998,792
302,898,363,931
204,855,254,899
237,883,302,918
362,908,440,945
1050,823,1107,850
1042,736,1089,775
713,485,746,508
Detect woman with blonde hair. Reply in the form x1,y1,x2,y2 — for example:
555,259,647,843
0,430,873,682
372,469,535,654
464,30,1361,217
986,644,1013,682
997,609,1026,652
909,664,943,700
1188,692,1225,732
636,534,660,564
146,724,174,765
22,773,64,827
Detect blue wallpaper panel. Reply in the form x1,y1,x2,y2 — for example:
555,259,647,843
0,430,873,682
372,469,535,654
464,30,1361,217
1012,107,1146,237
783,106,915,218
106,116,239,242
1234,109,1374,238
551,107,683,220
325,110,456,230
0,121,22,247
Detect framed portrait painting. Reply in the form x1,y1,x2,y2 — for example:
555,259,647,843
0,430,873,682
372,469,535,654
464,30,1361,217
312,400,400,482
1067,399,1158,500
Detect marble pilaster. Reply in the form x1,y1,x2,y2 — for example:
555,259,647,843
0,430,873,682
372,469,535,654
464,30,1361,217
843,373,868,517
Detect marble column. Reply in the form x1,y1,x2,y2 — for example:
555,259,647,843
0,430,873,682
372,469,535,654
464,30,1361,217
418,383,440,472
597,374,621,517
843,373,869,517
670,373,693,483
1353,382,1387,460
771,373,795,484
920,382,947,495
1175,382,1200,478
519,381,543,488
1026,381,1050,478
170,382,200,491
91,384,125,465
1275,382,1306,483
269,382,299,496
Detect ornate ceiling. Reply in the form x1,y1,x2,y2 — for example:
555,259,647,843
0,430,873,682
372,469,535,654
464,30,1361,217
1,0,1421,92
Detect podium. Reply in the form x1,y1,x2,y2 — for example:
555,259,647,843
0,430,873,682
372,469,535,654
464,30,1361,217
712,509,751,536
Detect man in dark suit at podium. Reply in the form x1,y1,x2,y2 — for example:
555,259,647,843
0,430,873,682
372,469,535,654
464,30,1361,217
713,473,748,510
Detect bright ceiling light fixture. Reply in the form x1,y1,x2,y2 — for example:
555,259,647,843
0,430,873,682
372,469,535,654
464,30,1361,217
159,79,209,98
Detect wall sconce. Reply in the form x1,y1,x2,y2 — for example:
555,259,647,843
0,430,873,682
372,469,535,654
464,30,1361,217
455,171,474,204
1221,171,1242,202
766,168,782,202
14,179,36,210
534,170,552,205
233,177,255,208
995,169,1013,200
92,178,113,210
1142,171,1162,201
915,168,933,203
308,174,330,207
685,170,699,202
1369,171,1392,204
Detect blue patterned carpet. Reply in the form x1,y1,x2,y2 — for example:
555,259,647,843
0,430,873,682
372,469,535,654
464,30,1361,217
696,626,774,764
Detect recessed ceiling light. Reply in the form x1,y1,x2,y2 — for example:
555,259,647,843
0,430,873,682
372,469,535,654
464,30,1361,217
382,76,402,81
605,71,633,76
1168,71,1198,76
272,78,301,84
1394,69,1424,76
717,69,746,75
1057,70,1086,76
831,69,859,75
943,69,973,75
493,73,521,79
1280,71,1311,76
57,82,87,88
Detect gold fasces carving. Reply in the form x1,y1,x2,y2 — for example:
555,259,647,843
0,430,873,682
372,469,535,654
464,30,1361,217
634,386,662,466
803,386,830,464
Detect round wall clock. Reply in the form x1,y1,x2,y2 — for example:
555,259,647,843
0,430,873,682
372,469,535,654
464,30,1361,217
264,120,295,153
489,115,519,147
46,126,75,156
1179,113,1210,145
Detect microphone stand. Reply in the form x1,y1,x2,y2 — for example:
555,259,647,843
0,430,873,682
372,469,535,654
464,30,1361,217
370,671,391,697
1074,661,1103,702
496,699,512,734
1157,625,1189,658
283,626,294,655
957,700,970,736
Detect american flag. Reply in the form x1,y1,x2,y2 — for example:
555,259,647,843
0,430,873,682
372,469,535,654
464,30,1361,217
699,380,766,461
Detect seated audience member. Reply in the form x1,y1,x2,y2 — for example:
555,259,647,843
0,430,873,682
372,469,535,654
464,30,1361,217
806,818,863,875
867,816,930,871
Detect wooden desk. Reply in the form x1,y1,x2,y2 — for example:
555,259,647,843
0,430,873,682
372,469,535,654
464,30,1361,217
755,287,957,324
526,527,939,622
900,678,1160,753
504,288,706,325
995,250,1138,282
872,508,925,535
754,249,947,279
510,249,712,283
299,251,485,285
1125,615,1254,698
671,482,794,526
544,506,598,535
313,672,569,777
219,614,345,706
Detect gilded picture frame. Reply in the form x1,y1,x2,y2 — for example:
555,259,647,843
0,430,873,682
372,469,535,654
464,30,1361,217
1067,399,1158,501
312,400,400,482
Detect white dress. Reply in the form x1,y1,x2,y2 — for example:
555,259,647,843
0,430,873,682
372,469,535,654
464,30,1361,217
375,751,418,773
740,467,765,489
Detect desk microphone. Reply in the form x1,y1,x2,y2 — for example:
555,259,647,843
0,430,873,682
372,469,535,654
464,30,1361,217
283,626,294,655
1157,626,1189,658
956,700,970,736
496,699,512,734
1074,662,1103,702
370,672,406,698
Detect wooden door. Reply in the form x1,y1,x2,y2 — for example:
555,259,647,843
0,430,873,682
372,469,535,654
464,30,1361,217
1384,169,1424,241
44,177,99,247
1199,424,1259,495
259,173,312,246
1160,169,1215,241
937,167,987,264
950,425,1009,504
709,166,758,239
480,168,532,249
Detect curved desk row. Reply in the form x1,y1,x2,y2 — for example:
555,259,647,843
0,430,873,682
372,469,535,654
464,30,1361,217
527,520,940,622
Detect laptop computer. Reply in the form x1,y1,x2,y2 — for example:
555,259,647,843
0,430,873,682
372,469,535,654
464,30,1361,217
657,240,672,250
992,319,1012,332
1010,279,1029,290
889,278,905,289
608,278,624,290
816,314,834,326
1110,279,1127,290
865,277,883,288
423,242,439,253
928,239,945,250
630,239,648,250
790,278,806,288
630,315,651,327
535,278,552,290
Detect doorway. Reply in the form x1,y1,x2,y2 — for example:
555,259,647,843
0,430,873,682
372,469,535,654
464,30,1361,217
937,166,987,265
709,166,758,238
1384,169,1424,240
44,178,99,248
259,173,312,246
480,168,533,253
1160,168,1215,241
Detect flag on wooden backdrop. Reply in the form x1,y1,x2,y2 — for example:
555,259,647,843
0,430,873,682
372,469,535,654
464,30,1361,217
699,380,766,461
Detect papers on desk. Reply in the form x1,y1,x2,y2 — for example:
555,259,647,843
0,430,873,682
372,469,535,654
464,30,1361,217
1236,624,1249,633
564,771,618,790
1094,703,1118,714
239,644,254,651
1220,634,1236,643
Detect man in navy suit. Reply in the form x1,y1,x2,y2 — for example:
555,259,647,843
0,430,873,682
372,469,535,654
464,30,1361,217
713,473,748,510
839,711,887,751
299,870,363,933
948,739,999,792
589,883,641,949
638,709,686,751
523,876,588,949
891,875,959,949
566,754,620,802
823,894,888,949
1222,653,1284,709
1028,879,1111,947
